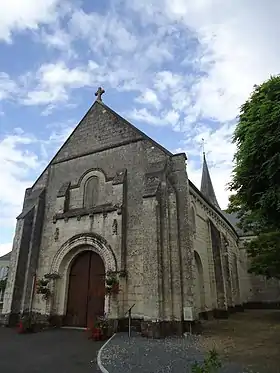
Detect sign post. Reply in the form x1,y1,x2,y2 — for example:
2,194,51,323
183,307,194,335
125,303,135,339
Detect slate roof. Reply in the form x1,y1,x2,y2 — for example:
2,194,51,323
17,187,45,219
222,210,255,237
0,251,11,261
200,153,221,209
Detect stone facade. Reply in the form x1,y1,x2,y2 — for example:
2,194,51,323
2,98,280,334
0,252,10,314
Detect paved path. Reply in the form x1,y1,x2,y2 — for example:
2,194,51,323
0,326,103,373
101,332,248,373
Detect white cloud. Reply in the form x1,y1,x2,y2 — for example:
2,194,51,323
0,133,40,232
165,110,180,125
154,71,183,91
123,0,280,208
135,89,161,109
0,72,17,100
23,60,99,106
137,0,280,123
127,108,163,126
41,25,73,53
0,0,65,42
70,9,137,53
0,122,76,239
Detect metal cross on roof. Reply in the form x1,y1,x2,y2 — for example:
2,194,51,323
95,87,105,101
201,138,206,155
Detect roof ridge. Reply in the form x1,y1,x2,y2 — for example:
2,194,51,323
97,100,173,156
31,100,173,189
0,251,11,261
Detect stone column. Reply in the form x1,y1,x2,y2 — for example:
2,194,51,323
142,197,161,320
169,154,195,325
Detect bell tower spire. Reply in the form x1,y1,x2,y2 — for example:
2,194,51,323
200,151,220,209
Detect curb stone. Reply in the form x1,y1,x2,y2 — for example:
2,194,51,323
97,334,116,373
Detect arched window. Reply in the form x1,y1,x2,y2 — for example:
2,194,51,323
190,206,196,235
84,176,99,208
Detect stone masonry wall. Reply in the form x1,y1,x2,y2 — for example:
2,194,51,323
190,186,244,316
31,128,171,320
239,237,280,305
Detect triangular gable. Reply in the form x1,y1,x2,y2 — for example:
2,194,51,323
31,100,172,190
52,100,171,164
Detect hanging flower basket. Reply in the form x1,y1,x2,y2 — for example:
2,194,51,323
36,273,61,300
105,282,120,295
105,273,120,295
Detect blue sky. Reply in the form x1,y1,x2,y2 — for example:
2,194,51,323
0,0,279,256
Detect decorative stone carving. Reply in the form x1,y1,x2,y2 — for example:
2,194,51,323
57,182,71,198
54,228,59,241
143,174,161,198
114,203,122,215
112,169,127,185
112,219,118,235
50,233,117,274
147,176,160,185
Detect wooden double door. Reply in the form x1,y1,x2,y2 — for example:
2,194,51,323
66,251,105,327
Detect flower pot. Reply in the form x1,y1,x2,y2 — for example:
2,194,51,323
91,327,102,341
17,321,25,334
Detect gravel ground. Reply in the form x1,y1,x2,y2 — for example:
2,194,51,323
101,332,248,373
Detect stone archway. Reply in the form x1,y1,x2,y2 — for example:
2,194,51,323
194,251,205,315
49,233,117,319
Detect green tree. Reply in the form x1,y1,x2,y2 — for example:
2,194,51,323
228,75,280,278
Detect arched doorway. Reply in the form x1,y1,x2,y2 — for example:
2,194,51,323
65,250,105,327
194,251,205,315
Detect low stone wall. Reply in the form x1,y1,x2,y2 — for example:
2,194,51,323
140,320,203,338
0,311,50,328
244,301,280,309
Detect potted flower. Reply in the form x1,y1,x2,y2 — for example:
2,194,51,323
91,315,112,341
17,313,38,334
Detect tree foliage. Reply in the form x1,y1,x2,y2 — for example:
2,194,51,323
228,76,280,278
246,232,280,279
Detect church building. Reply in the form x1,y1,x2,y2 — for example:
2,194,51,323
2,89,275,336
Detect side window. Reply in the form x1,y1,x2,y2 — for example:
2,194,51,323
84,176,99,208
191,206,196,235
